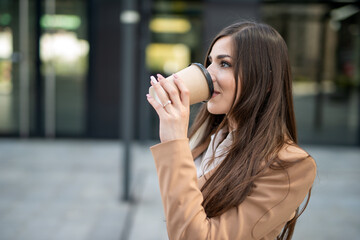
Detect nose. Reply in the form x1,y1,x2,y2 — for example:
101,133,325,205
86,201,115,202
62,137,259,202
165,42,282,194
206,64,216,83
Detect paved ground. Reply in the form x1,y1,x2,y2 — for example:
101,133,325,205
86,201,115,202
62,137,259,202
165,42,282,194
0,139,359,240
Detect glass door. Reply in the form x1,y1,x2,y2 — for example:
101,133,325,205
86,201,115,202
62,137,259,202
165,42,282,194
0,0,36,137
40,0,89,137
0,0,89,138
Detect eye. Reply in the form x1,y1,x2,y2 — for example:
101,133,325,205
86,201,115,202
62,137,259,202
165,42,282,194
220,61,231,68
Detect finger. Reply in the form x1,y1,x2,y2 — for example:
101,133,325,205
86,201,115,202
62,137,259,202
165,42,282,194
146,93,168,117
173,74,190,107
157,74,181,107
150,76,172,107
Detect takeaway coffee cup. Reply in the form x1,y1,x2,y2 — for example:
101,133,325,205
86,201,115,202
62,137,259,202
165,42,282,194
149,63,214,105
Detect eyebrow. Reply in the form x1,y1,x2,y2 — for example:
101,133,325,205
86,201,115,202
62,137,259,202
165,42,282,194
217,54,232,59
208,54,232,60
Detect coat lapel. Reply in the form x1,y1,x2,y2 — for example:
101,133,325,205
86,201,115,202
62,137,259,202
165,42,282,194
191,137,211,159
197,166,218,189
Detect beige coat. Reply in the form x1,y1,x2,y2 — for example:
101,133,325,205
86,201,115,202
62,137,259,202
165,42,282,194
150,138,316,240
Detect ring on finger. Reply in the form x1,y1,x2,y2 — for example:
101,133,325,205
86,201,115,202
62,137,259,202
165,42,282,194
162,100,171,108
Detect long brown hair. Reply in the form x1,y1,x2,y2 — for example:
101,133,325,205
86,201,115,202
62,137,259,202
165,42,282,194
189,21,311,240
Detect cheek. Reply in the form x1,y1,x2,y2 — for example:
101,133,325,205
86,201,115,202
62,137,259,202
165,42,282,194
221,77,236,111
223,75,236,98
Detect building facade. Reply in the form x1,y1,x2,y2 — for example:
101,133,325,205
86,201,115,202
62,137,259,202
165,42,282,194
0,0,359,145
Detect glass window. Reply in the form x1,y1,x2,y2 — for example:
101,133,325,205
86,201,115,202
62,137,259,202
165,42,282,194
147,0,203,138
262,3,360,145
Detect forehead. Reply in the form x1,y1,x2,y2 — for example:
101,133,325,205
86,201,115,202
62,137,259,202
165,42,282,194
209,36,233,56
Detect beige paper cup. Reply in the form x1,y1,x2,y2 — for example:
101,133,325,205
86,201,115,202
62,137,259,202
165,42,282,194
149,63,214,105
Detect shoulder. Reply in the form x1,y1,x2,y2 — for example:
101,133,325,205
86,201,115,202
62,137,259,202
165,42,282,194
250,144,316,239
278,143,316,169
254,143,317,196
276,143,317,188
278,143,310,161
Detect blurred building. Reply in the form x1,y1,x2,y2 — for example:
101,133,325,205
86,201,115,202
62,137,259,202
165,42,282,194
0,0,359,146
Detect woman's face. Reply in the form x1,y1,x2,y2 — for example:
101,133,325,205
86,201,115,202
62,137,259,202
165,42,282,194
206,36,237,115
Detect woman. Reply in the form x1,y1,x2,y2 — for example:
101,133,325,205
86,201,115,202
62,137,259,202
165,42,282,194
146,21,316,240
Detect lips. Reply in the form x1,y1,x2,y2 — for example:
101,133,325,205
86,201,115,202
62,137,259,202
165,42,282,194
212,91,220,98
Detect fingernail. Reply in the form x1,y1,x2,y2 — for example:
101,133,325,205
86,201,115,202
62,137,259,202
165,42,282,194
157,74,165,81
150,76,157,84
173,73,178,79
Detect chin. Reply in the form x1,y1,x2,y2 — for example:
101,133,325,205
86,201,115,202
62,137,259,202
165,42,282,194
207,102,225,115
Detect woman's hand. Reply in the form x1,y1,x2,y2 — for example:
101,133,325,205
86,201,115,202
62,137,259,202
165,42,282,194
146,73,190,143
